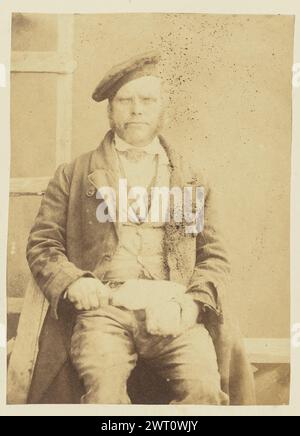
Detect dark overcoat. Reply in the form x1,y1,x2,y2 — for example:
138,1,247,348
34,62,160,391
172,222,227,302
26,130,255,405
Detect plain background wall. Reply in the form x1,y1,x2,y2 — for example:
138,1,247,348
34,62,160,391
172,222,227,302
8,13,294,339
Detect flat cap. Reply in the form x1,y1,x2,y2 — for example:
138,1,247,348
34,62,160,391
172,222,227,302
92,50,162,102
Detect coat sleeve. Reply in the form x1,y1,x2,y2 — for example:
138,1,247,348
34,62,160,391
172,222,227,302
187,178,231,322
26,164,95,319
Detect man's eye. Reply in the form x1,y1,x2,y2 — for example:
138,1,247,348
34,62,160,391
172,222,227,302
143,98,157,105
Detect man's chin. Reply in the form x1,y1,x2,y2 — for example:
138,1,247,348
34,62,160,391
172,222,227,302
122,131,155,147
125,124,149,135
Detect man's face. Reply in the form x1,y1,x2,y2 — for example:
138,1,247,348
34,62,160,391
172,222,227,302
108,76,165,147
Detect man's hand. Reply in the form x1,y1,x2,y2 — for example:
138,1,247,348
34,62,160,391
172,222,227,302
145,295,200,337
66,277,110,311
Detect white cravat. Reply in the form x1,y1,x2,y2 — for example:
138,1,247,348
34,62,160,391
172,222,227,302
114,134,169,164
114,133,170,190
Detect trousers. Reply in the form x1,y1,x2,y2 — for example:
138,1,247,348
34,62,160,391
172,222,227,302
70,305,229,405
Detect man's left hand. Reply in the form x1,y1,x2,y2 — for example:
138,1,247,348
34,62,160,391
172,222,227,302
145,295,201,337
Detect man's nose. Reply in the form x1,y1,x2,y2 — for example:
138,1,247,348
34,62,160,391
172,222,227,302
131,99,143,115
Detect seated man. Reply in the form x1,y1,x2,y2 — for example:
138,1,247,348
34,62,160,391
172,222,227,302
26,51,254,405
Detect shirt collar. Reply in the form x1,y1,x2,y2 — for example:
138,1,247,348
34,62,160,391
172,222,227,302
114,133,169,165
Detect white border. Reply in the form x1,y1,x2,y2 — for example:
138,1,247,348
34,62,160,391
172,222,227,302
0,0,299,417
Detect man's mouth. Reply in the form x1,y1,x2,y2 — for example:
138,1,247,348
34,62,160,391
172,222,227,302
125,121,149,126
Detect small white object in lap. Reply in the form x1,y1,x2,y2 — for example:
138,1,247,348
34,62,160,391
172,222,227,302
110,279,187,310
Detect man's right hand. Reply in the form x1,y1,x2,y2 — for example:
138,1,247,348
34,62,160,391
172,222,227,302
66,277,110,311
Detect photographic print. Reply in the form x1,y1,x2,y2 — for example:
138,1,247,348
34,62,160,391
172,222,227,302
4,10,295,408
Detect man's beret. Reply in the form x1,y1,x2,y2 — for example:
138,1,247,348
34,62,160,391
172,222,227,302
92,50,162,102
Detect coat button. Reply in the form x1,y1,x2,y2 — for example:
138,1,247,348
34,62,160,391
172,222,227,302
86,186,96,197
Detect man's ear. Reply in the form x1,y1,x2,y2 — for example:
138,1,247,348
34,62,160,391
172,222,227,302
107,101,112,117
162,107,170,127
107,100,115,127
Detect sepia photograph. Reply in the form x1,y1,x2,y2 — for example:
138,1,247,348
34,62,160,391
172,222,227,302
3,9,296,409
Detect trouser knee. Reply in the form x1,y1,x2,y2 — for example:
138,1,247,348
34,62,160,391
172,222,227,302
171,379,229,405
80,374,131,404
